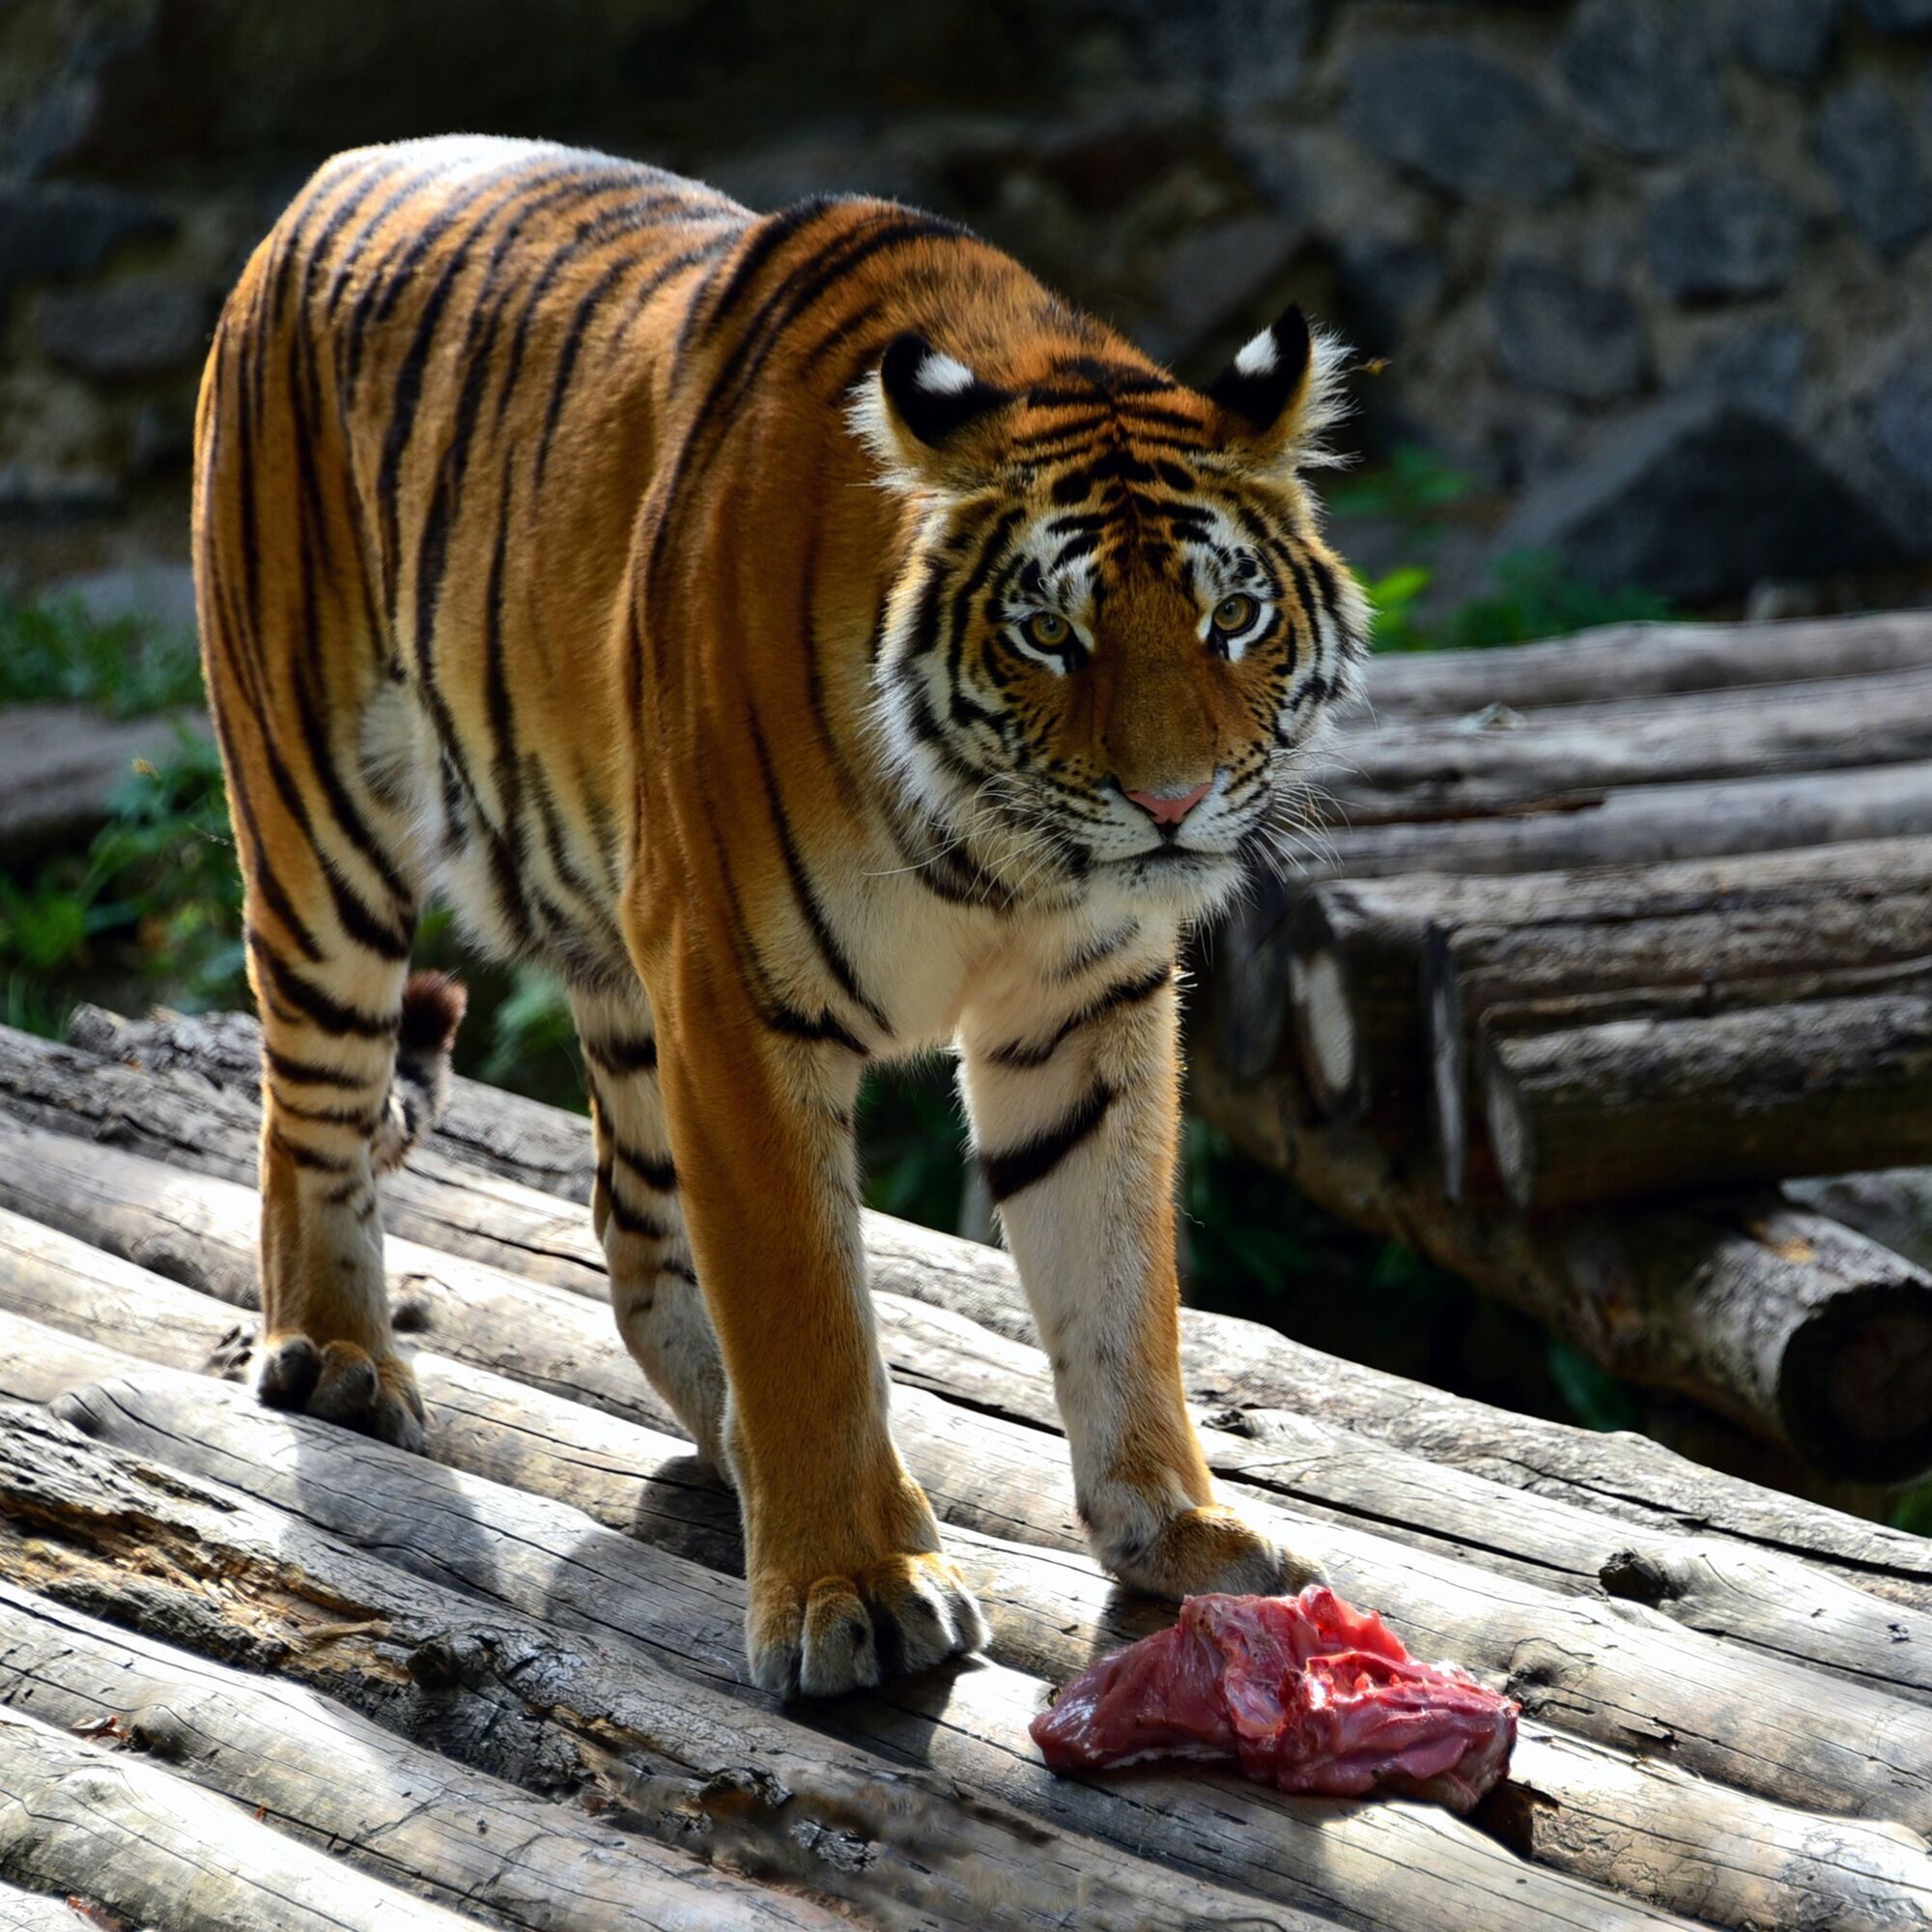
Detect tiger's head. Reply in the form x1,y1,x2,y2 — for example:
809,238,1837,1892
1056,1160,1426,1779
854,305,1367,919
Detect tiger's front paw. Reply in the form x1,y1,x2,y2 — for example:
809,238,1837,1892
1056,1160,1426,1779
1111,1502,1323,1600
748,1548,989,1699
255,1333,427,1454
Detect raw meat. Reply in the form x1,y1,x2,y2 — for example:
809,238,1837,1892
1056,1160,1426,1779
1030,1587,1518,1813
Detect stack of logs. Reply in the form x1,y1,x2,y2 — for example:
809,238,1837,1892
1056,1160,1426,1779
1195,611,1932,1490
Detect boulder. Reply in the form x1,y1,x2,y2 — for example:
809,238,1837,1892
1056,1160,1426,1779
1490,259,1649,403
1647,167,1803,301
1498,393,1903,602
1858,0,1932,30
1559,0,1725,157
1873,357,1932,497
1335,236,1444,354
33,279,209,384
1679,320,1808,420
1344,41,1577,203
0,185,173,299
1727,0,1841,78
1815,79,1932,255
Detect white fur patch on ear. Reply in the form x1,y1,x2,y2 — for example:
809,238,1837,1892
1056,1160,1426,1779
917,350,977,394
1234,327,1278,378
1293,322,1354,469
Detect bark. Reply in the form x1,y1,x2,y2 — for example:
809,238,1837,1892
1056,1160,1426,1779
0,1704,482,1932
0,1400,1313,1932
0,1878,94,1931
1794,1169,1932,1272
36,1011,1932,1594
1349,611,1932,720
1305,758,1932,881
1484,981,1932,1207
1315,664,1932,826
0,1581,847,1932
12,1128,1932,1716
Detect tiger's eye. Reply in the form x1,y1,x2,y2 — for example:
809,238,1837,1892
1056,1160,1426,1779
1026,611,1071,650
1213,593,1256,634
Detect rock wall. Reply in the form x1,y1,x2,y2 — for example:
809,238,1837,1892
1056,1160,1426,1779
5,0,1931,601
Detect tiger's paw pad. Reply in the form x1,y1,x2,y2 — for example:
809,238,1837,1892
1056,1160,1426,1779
1117,1503,1322,1600
750,1550,988,1699
255,1334,427,1454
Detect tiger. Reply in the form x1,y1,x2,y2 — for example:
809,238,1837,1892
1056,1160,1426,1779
192,134,1367,1698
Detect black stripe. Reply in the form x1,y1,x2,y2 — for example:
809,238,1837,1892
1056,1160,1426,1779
615,1139,678,1193
981,1083,1116,1203
265,1045,371,1091
583,1033,658,1075
273,1095,384,1131
248,932,399,1039
986,961,1172,1069
268,1124,355,1175
606,1191,675,1242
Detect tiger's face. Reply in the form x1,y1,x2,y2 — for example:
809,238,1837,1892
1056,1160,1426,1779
858,310,1367,917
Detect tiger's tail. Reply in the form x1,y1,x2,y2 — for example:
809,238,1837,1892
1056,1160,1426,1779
371,971,468,1174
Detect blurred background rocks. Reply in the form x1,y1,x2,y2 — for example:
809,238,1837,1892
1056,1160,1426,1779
3,0,1931,608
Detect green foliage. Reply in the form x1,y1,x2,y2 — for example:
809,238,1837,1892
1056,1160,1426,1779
480,966,582,1092
860,1058,970,1230
1327,445,1471,534
0,592,204,716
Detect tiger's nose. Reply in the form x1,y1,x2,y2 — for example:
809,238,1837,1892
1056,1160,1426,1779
1123,778,1213,826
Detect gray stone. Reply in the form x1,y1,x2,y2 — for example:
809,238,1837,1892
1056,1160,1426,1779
1873,357,1932,496
1498,392,1903,602
1815,79,1932,255
0,185,173,299
54,561,198,641
1490,259,1649,402
1647,168,1803,301
1335,236,1445,353
1155,217,1304,357
1728,0,1841,77
1858,0,1932,31
1118,0,1320,105
1680,321,1809,419
1559,0,1725,158
34,279,209,383
1344,41,1577,202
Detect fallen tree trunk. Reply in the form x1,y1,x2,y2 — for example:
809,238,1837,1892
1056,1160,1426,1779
1426,895,1932,1200
1349,611,1932,720
0,1404,1291,1932
16,1384,1694,1932
0,1703,483,1932
1316,665,1932,826
0,1878,94,1930
0,1580,847,1932
40,1009,1932,1587
1308,758,1932,881
12,1124,1932,1714
1483,983,1932,1214
1794,1168,1932,1271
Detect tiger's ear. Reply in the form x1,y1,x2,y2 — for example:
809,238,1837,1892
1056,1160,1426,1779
852,332,1012,490
1206,305,1350,471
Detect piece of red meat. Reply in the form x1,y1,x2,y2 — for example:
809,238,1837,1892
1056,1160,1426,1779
1030,1587,1518,1814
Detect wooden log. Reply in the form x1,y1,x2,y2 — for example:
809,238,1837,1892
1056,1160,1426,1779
1192,1035,1932,1483
0,1581,849,1932
0,1404,1300,1932
36,1010,1932,1596
13,1129,1932,1717
1305,758,1932,882
0,1877,95,1930
1349,611,1932,720
1217,838,1932,1115
1315,664,1932,827
1483,983,1932,1216
1794,1168,1932,1271
0,1703,483,1932
10,1389,1686,1932
43,1340,1932,1856
1426,893,1932,1200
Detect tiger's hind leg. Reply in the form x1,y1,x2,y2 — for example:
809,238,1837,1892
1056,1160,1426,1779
572,982,727,1464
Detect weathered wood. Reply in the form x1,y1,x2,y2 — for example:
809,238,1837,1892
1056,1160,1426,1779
1429,902,1932,1202
39,1010,1932,1598
1219,838,1932,1116
0,1581,848,1932
1484,982,1932,1213
1348,611,1932,720
0,704,212,861
1316,665,1932,826
0,1877,94,1930
1305,759,1932,881
0,1401,1311,1932
1795,1169,1932,1272
14,1130,1932,1717
16,1385,1691,1932
0,1703,483,1932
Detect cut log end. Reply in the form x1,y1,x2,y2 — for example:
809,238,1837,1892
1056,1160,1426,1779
1782,1285,1932,1486
1287,948,1359,1118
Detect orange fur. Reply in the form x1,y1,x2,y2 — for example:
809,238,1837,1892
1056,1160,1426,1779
195,136,1362,1694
